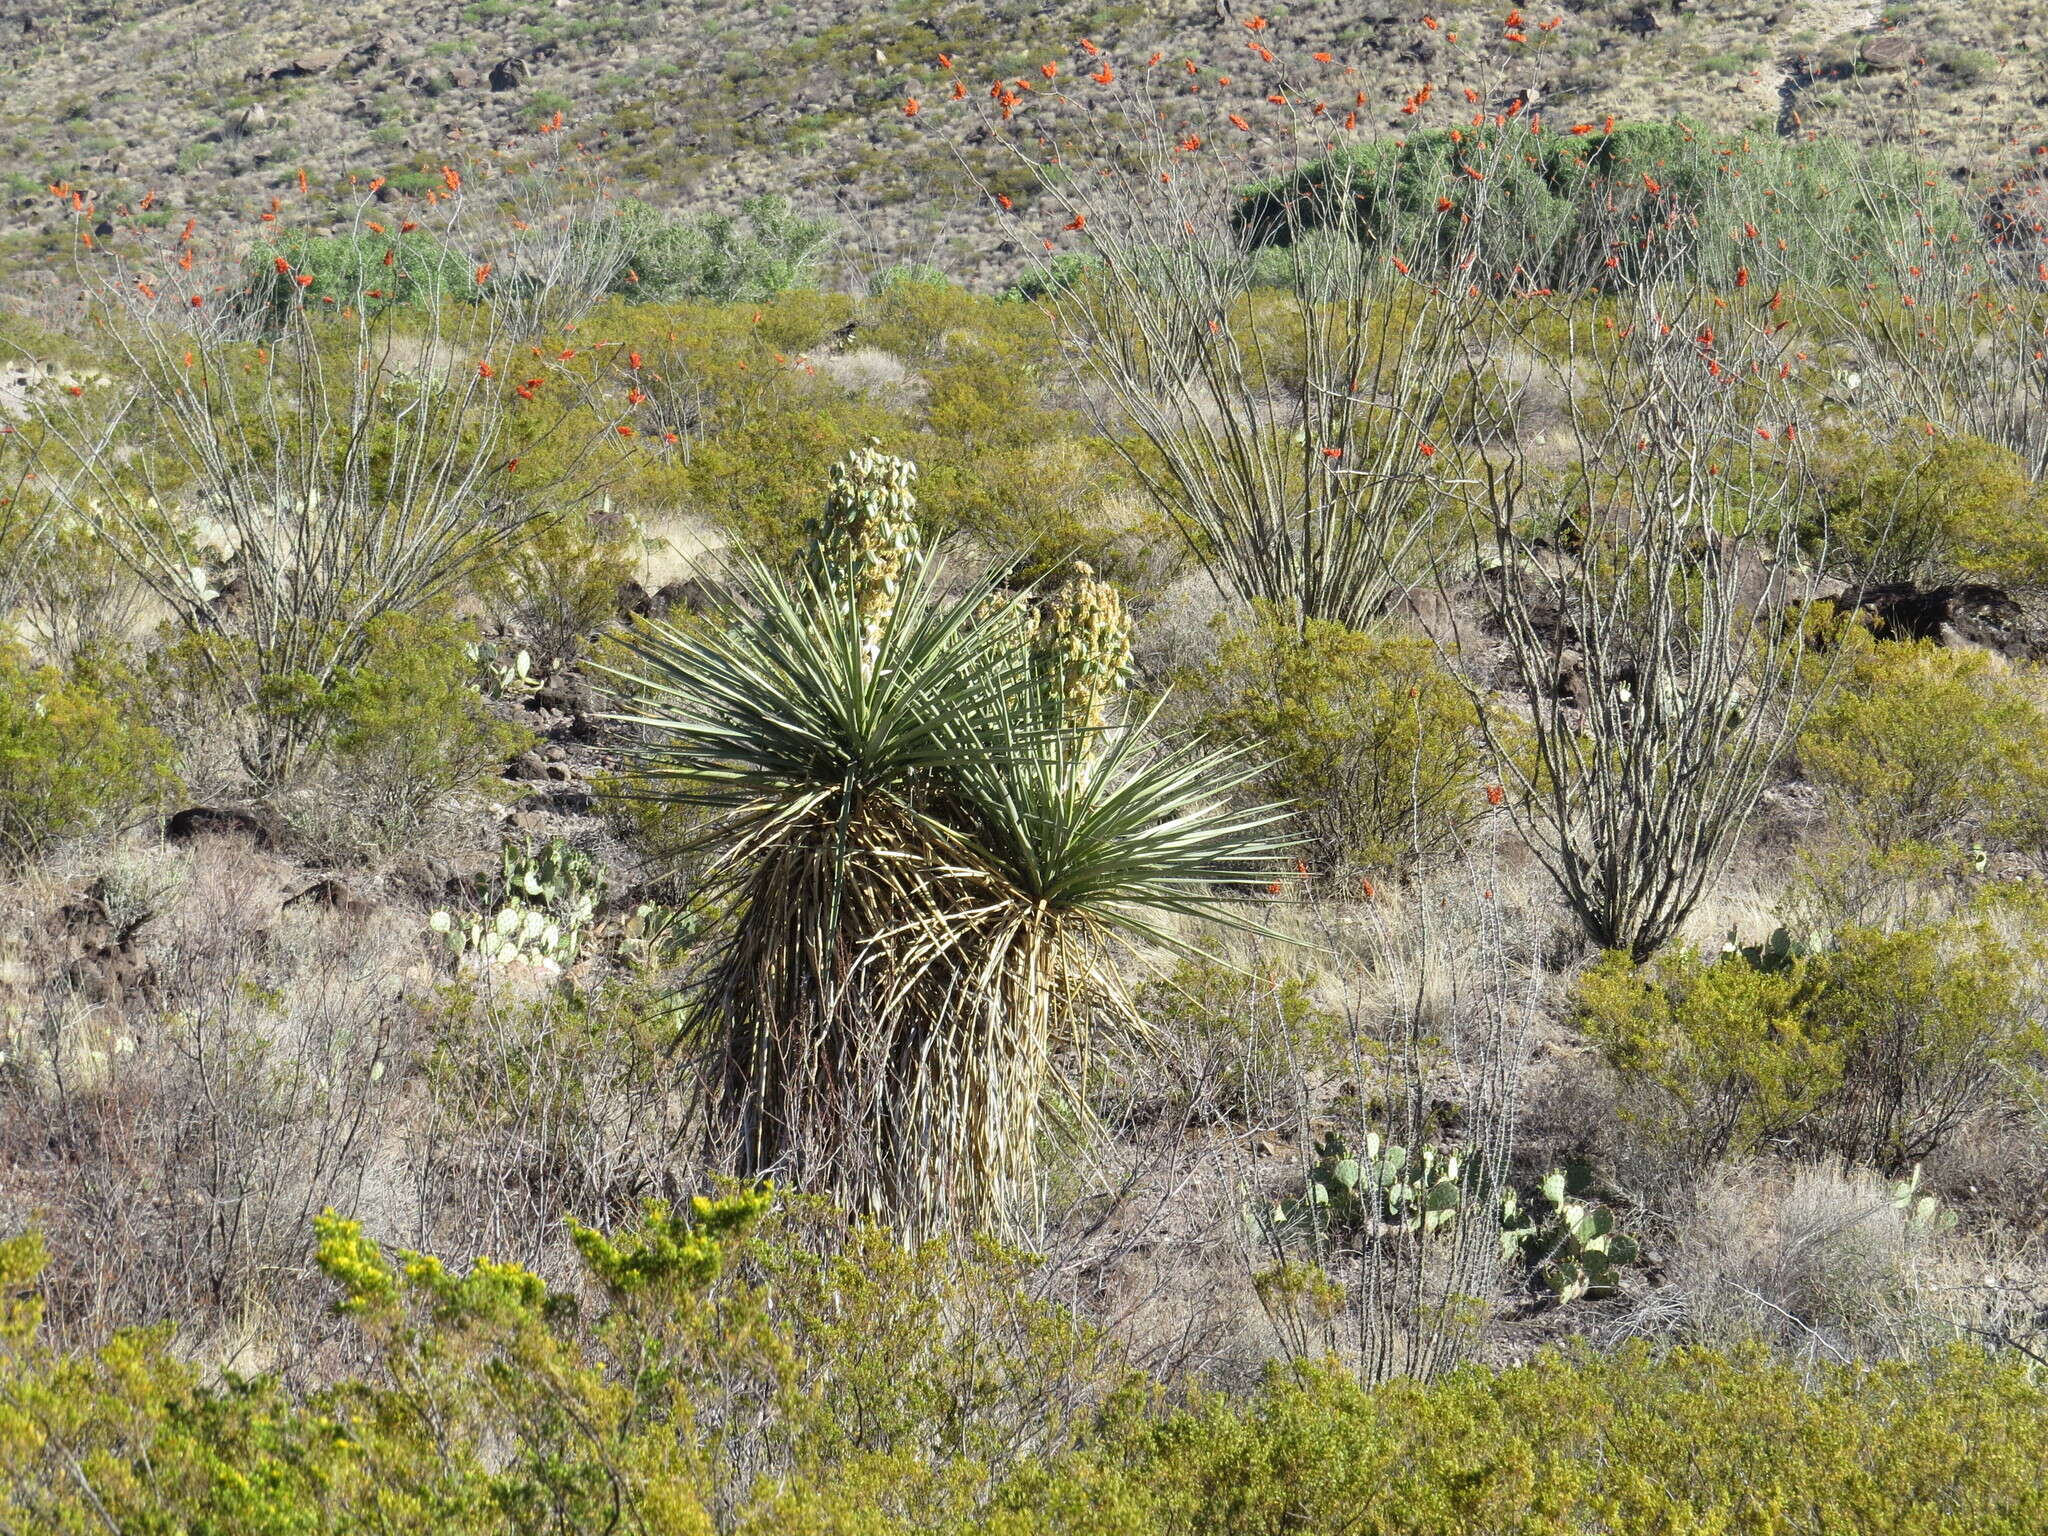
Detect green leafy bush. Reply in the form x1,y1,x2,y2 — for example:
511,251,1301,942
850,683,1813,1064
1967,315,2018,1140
1805,918,2048,1169
1181,604,1485,874
0,645,175,863
473,501,643,669
1576,913,2048,1171
323,613,529,808
5,1202,2048,1534
586,194,833,303
1576,946,1840,1167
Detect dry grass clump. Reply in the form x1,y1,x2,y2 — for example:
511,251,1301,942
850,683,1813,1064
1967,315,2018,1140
1644,1159,2045,1365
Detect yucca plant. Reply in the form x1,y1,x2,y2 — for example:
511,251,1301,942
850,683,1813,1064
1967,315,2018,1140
609,449,1284,1234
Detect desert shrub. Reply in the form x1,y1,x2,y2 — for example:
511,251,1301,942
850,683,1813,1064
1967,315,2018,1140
472,500,643,670
1575,947,1841,1169
316,612,533,826
0,644,175,863
243,226,470,314
1578,915,2047,1172
7,1201,2048,1534
1238,122,1972,292
1797,632,2048,857
1135,957,1348,1127
1181,604,1485,875
586,194,834,303
1806,919,2048,1170
1808,429,2048,587
0,1191,1130,1532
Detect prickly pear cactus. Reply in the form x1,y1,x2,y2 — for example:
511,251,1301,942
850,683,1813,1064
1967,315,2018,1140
1035,561,1132,731
1253,1129,1470,1262
428,838,606,974
1503,1169,1639,1304
809,442,920,659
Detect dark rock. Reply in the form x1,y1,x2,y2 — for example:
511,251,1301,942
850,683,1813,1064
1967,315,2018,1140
283,878,376,919
535,671,592,712
488,56,530,90
45,893,153,1004
1852,582,2048,657
165,806,271,847
507,748,553,782
616,578,653,618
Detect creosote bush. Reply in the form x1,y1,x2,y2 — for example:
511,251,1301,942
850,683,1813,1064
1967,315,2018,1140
0,644,175,863
5,1200,2048,1534
1577,909,2048,1173
1180,602,1484,876
1798,631,2048,860
1809,428,2048,588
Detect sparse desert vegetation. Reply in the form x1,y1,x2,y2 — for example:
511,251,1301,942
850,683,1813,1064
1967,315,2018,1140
4,9,2048,1532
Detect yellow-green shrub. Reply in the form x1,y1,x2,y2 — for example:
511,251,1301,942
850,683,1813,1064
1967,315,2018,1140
320,613,532,821
1182,605,1485,874
472,501,643,668
1576,913,2048,1171
1811,428,2048,587
1798,632,2048,856
1806,918,2048,1169
1575,947,1840,1167
5,1205,2048,1535
0,644,175,863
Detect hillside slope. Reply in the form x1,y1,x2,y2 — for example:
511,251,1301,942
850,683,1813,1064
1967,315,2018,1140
0,0,2043,286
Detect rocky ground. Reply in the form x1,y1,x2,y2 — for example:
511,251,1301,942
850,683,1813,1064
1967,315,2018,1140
2,0,2046,294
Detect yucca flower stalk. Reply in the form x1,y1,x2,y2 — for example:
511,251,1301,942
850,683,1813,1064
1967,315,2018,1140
610,450,1284,1235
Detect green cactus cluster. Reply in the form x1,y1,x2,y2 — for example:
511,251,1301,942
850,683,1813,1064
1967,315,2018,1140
429,838,606,972
466,638,541,699
1888,1163,1958,1233
1256,1130,1469,1259
1501,1169,1640,1304
808,441,921,657
1724,924,1832,975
